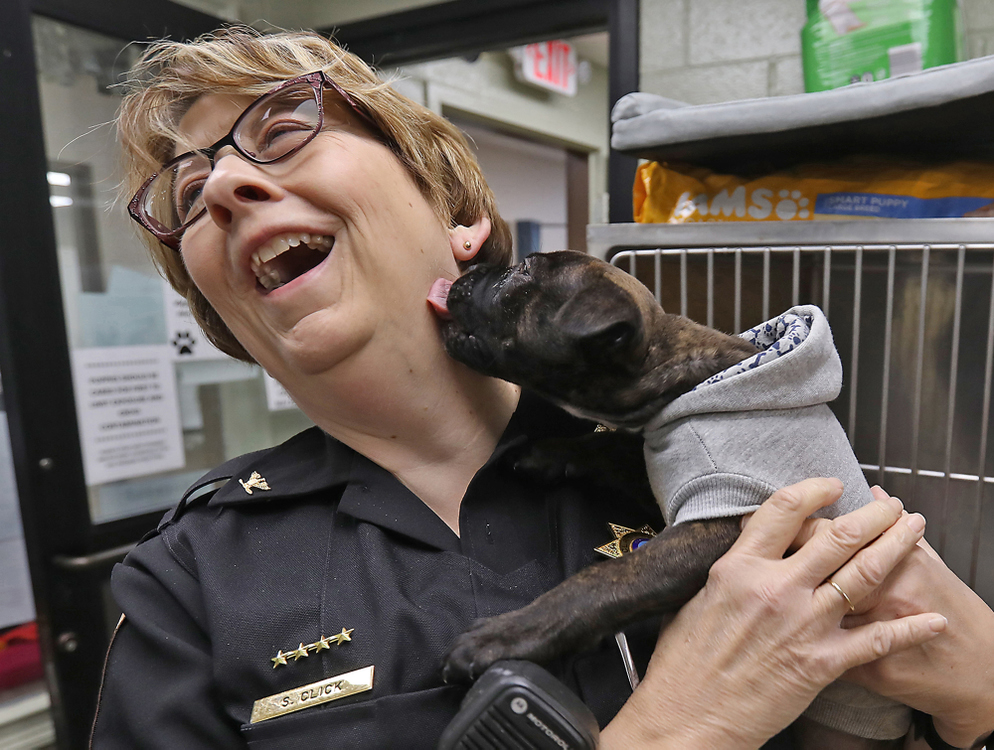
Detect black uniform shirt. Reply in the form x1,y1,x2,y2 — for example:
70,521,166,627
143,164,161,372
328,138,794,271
90,393,668,749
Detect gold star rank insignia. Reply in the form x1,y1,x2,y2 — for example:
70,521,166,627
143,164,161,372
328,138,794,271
332,627,354,645
595,523,658,559
270,630,356,668
239,471,271,495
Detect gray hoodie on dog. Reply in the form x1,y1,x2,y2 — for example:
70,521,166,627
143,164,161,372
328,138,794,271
642,304,870,526
641,305,910,740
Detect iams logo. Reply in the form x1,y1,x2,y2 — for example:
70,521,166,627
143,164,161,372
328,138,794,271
673,187,812,221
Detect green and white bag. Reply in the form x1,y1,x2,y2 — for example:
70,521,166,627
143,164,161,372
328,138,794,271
801,0,963,92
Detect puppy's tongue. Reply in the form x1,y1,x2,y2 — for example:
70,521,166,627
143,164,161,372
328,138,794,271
427,278,452,319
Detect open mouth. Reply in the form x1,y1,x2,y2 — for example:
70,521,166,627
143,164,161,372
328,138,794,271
250,232,334,292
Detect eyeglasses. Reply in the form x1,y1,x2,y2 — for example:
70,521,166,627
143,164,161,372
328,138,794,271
128,71,371,250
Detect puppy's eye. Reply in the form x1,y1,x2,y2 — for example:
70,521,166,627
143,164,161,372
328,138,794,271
495,267,520,288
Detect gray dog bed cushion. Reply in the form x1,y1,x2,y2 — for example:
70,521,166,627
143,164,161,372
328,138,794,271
612,55,994,173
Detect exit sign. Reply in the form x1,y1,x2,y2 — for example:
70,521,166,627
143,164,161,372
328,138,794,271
512,40,578,96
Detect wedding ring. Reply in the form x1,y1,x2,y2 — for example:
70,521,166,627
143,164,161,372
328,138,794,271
827,579,856,613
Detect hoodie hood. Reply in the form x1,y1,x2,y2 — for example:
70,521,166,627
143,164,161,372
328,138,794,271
643,305,842,432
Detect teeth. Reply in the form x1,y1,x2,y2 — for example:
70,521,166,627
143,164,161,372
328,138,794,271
250,232,334,290
258,268,284,290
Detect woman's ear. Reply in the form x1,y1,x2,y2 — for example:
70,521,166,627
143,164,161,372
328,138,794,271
449,216,492,263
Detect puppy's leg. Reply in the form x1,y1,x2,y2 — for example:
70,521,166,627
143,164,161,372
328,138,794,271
443,517,740,683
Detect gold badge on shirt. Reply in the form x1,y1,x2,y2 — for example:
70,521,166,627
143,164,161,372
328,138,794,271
595,522,657,559
250,665,374,723
239,471,271,495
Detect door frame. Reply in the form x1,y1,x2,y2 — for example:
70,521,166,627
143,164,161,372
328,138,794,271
329,0,639,222
0,1,638,745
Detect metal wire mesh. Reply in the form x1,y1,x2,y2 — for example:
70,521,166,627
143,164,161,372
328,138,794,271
611,243,994,600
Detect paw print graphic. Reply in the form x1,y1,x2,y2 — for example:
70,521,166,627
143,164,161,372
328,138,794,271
172,331,196,356
775,190,811,220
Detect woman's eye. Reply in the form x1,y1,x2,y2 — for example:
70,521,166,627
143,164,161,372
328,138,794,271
174,178,205,220
258,119,313,150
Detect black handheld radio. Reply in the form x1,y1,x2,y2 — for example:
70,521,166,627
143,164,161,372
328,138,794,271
438,660,599,750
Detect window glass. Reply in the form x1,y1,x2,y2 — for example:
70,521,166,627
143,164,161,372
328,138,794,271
33,17,312,524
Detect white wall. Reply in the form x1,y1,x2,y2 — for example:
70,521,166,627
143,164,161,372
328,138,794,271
457,121,569,257
393,49,611,224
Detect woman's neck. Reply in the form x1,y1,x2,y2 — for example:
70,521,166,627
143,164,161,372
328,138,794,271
288,343,520,535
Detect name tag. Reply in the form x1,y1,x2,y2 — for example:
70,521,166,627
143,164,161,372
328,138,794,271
250,665,375,723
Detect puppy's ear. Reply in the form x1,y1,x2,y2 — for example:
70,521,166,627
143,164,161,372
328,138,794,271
578,318,640,359
558,288,645,361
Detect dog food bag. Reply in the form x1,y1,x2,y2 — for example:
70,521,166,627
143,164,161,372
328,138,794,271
801,0,962,92
633,158,994,224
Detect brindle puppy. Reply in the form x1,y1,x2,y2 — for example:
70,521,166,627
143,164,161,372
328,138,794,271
435,250,754,676
434,250,904,749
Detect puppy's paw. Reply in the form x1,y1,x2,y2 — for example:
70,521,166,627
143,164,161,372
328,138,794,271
442,630,503,685
442,613,560,685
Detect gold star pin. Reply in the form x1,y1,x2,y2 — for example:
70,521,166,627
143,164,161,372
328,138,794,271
313,635,333,651
332,627,354,645
594,523,658,559
239,471,271,495
270,629,356,668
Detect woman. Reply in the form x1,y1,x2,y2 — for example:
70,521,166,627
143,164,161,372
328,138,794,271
93,27,993,748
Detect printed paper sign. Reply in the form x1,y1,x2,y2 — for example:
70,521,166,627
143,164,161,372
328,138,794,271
264,372,298,412
72,345,185,485
162,280,228,361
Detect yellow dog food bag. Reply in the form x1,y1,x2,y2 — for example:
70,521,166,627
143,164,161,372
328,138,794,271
634,158,994,223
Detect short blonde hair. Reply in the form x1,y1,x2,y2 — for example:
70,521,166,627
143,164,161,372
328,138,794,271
118,26,512,362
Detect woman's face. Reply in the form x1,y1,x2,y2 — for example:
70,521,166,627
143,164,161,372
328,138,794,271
176,90,469,383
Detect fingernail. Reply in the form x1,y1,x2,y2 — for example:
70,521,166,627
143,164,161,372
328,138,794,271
906,513,926,534
888,495,904,511
929,615,948,632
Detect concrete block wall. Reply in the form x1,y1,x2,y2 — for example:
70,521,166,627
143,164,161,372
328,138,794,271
963,0,994,57
640,0,993,104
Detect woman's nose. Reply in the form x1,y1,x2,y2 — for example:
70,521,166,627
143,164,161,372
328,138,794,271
201,152,283,229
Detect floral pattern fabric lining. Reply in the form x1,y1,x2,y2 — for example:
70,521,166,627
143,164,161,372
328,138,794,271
694,311,815,391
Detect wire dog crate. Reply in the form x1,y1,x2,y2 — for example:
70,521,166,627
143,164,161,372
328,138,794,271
588,219,994,604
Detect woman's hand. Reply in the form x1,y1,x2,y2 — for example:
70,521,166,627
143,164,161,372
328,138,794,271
839,489,994,748
600,478,946,750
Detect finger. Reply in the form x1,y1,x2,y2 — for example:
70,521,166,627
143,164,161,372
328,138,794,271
791,492,903,555
917,536,944,563
869,485,891,502
833,613,947,674
735,478,844,559
788,516,832,552
790,496,904,585
816,512,926,616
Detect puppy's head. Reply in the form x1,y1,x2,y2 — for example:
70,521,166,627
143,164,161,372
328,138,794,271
439,251,669,425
